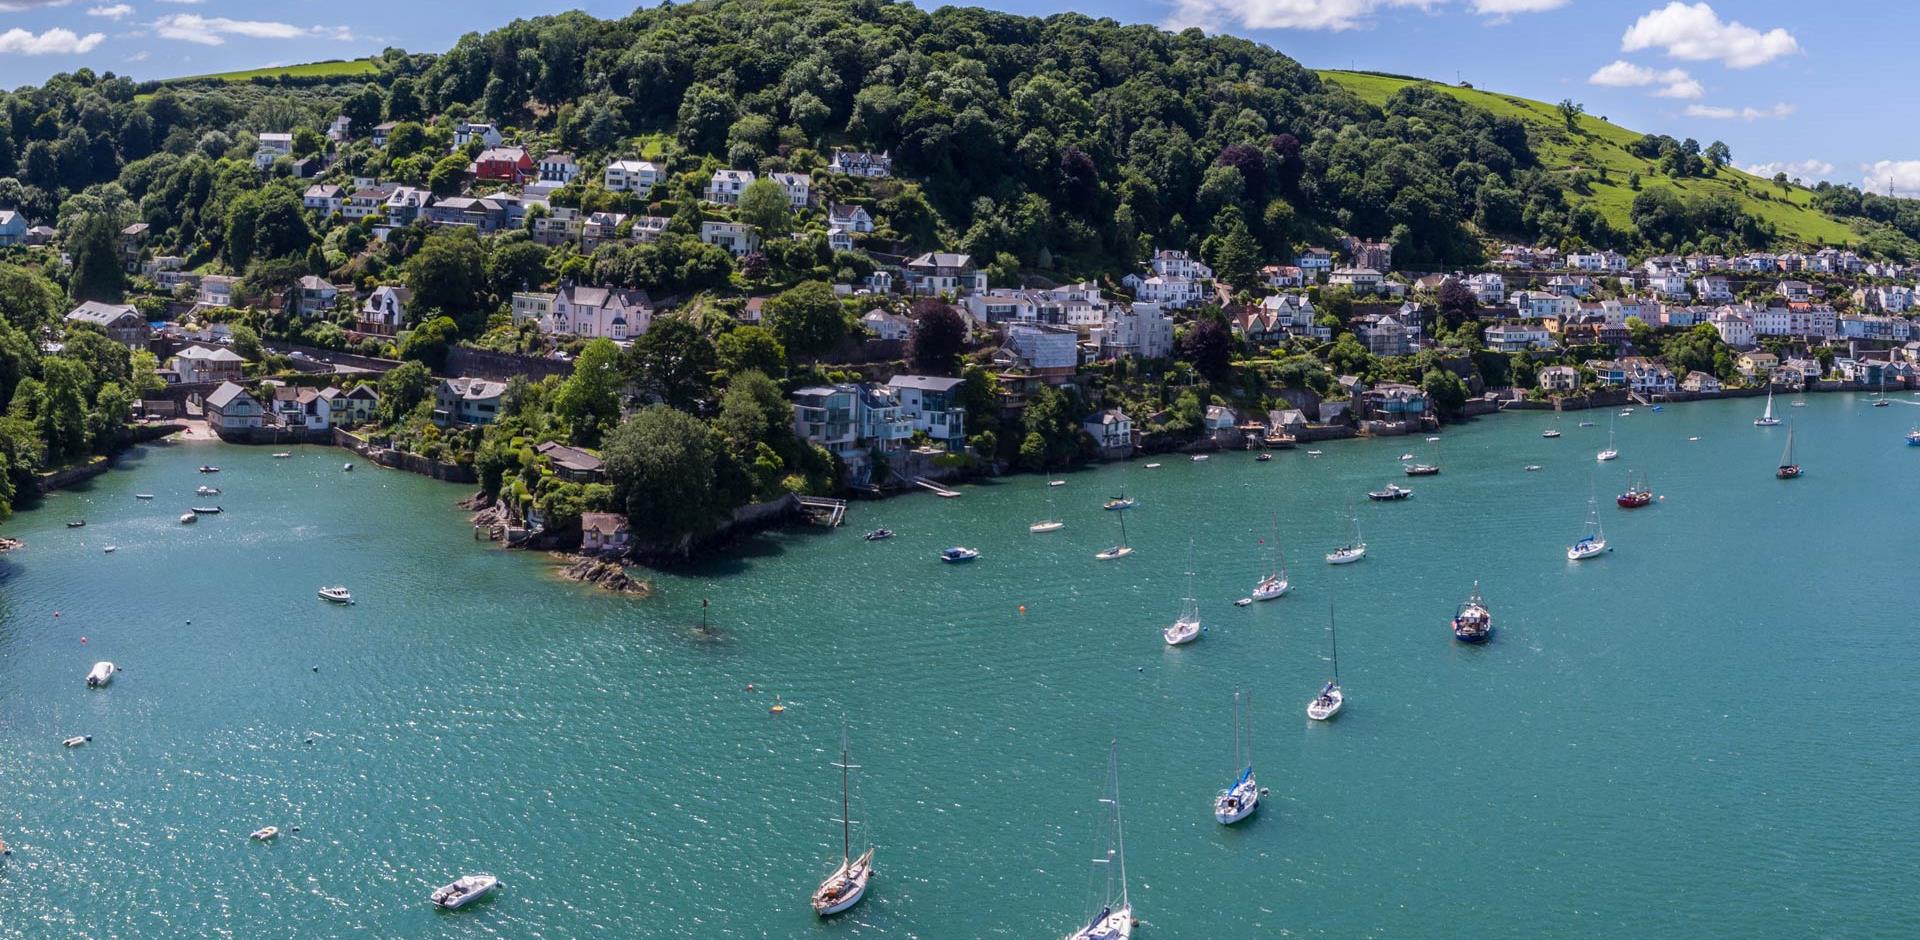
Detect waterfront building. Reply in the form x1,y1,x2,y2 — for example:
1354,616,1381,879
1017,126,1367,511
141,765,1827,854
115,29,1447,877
885,375,967,449
433,377,508,426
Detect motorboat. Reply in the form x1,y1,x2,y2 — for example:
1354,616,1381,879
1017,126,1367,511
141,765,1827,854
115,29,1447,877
1451,581,1492,643
134,494,154,500
1254,452,1272,462
66,520,84,528
1907,427,1920,447
1049,478,1066,486
1029,520,1064,534
179,512,197,524
1524,465,1542,472
1398,453,1415,460
1616,471,1654,508
1578,421,1596,428
811,726,874,917
430,874,499,910
343,463,354,471
1233,598,1252,607
102,546,116,553
939,547,979,564
1367,484,1412,501
1143,463,1161,469
250,827,279,842
197,465,219,474
1307,449,1323,456
196,486,220,496
1191,454,1209,462
1426,436,1441,442
862,528,894,541
1755,387,1781,426
1403,463,1439,476
272,452,291,458
86,661,114,688
63,735,91,748
1213,692,1259,826
318,586,354,604
191,506,222,514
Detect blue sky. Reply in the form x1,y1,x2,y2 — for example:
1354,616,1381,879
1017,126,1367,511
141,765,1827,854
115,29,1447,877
1,1,1912,194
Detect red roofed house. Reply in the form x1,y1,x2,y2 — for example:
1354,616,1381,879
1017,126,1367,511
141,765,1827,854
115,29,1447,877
472,147,533,183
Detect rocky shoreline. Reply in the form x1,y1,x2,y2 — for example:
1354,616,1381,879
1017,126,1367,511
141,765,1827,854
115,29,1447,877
555,554,653,596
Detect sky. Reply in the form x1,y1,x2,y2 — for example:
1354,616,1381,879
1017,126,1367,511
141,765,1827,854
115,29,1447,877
0,0,1914,195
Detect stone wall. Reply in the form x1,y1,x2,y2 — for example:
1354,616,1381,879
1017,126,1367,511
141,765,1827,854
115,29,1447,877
333,428,479,483
444,346,573,382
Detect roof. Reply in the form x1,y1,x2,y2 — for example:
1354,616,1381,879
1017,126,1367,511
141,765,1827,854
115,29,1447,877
1086,408,1131,425
907,252,974,270
581,512,630,536
205,381,252,408
173,345,245,362
536,441,604,474
443,377,507,401
66,301,141,326
887,374,964,393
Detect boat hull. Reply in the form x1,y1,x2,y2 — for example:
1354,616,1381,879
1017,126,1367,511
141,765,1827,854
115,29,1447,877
1307,691,1344,721
1777,466,1801,479
812,849,873,917
1616,493,1652,508
1164,619,1201,646
1325,549,1365,565
431,876,499,910
1029,521,1064,533
1214,781,1259,825
1567,541,1607,561
1453,626,1491,643
1251,580,1289,601
86,662,114,687
1095,546,1134,560
1066,906,1134,940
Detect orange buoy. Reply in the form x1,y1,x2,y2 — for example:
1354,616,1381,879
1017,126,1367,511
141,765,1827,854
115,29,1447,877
1018,605,1026,614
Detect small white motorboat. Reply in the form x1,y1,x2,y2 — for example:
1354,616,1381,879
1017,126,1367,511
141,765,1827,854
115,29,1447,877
86,662,114,688
1143,462,1162,469
134,493,154,500
1029,520,1064,534
1233,598,1252,607
1049,479,1066,487
272,452,291,459
1307,450,1323,456
1191,454,1209,462
1426,436,1441,442
191,506,222,515
1688,436,1700,442
939,547,980,564
431,874,499,910
198,465,219,474
196,486,220,496
343,463,354,472
179,512,197,524
102,546,116,553
63,735,91,748
250,827,279,841
1524,465,1542,472
317,586,354,604
1398,453,1415,460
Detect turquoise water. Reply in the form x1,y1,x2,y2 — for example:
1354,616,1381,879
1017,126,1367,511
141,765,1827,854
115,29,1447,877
4,395,1920,938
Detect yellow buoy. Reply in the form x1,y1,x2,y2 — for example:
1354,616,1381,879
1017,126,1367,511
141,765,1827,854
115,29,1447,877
769,695,785,714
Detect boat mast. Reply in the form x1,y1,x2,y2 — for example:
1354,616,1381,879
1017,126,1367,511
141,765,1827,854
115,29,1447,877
1330,600,1340,683
1109,741,1128,911
837,724,851,865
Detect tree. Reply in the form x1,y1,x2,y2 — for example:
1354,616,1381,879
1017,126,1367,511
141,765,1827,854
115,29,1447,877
1179,318,1233,382
1421,367,1468,417
906,301,967,375
405,228,488,332
376,361,433,424
66,213,125,303
1557,99,1584,131
736,177,791,236
385,121,428,159
341,85,385,133
486,238,551,298
603,405,721,552
397,316,459,370
715,369,791,451
714,324,787,380
385,77,425,122
225,189,314,270
624,317,716,411
763,281,846,361
0,263,63,330
428,154,470,196
1704,140,1731,168
1436,278,1477,329
553,338,624,445
32,357,93,459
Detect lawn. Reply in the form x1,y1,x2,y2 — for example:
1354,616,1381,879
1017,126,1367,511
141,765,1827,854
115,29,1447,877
1317,70,1856,248
160,59,378,85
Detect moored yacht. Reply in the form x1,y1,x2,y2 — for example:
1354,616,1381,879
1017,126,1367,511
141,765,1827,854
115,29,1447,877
811,725,874,917
1250,518,1289,601
1567,494,1609,561
1366,483,1412,501
1061,742,1134,940
1213,691,1260,825
430,874,499,910
1616,470,1653,508
1307,603,1344,721
1755,386,1780,426
1164,547,1201,646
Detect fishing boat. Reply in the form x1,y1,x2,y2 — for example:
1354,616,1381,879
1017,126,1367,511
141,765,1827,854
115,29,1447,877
1164,548,1202,646
63,735,91,748
65,520,84,528
317,586,354,604
1451,581,1492,643
1542,416,1562,438
1616,470,1653,508
1566,494,1609,561
1307,603,1344,721
191,506,222,515
250,827,279,842
1213,692,1260,825
1031,478,1065,533
1095,509,1133,561
940,546,980,564
1777,421,1802,479
811,726,874,917
1596,415,1619,462
1250,518,1289,601
1754,386,1781,426
197,465,220,474
863,528,894,541
1061,742,1134,940
196,485,220,496
1325,511,1366,565
430,874,499,910
1367,483,1412,501
1907,427,1920,447
86,661,114,688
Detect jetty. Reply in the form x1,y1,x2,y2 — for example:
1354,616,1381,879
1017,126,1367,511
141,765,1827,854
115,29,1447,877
913,477,961,498
797,496,847,527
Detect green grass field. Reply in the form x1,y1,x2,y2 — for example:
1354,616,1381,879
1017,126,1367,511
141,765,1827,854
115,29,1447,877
160,59,378,85
1318,70,1856,248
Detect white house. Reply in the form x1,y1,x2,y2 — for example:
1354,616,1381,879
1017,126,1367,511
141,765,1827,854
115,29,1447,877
326,114,352,142
1329,267,1385,295
549,284,654,341
168,345,246,384
1148,249,1213,281
904,252,987,296
302,184,345,216
454,121,503,149
769,171,811,208
205,381,263,432
861,308,910,341
1711,308,1756,348
434,377,507,426
1082,409,1134,453
604,159,660,193
1694,276,1734,303
699,220,761,256
252,132,294,169
828,150,891,178
355,285,410,336
511,291,555,328
1537,365,1579,392
885,375,967,449
1465,272,1506,304
828,204,873,234
537,152,580,185
704,169,755,205
1098,302,1174,360
292,275,338,317
1512,290,1579,321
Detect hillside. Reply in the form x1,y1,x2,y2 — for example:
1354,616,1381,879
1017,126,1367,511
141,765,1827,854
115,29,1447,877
1318,70,1858,248
158,59,378,85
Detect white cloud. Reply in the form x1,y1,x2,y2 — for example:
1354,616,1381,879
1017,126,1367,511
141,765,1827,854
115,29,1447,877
1622,2,1799,69
1861,161,1920,197
1586,60,1703,99
152,13,351,45
0,27,105,54
127,49,147,61
87,3,133,18
1741,159,1834,182
1471,0,1567,14
0,0,74,11
1164,0,1435,32
1684,102,1795,121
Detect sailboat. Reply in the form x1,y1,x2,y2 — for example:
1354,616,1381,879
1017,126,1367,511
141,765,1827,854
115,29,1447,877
1164,544,1202,646
1566,492,1609,560
1103,485,1135,511
1325,510,1366,564
811,725,874,917
1777,421,1802,479
1451,581,1492,643
1404,436,1440,475
1307,602,1344,721
1874,371,1893,407
1542,415,1562,438
1251,518,1289,601
1031,476,1065,533
1094,509,1133,560
1596,414,1619,461
1755,386,1781,426
1063,742,1134,940
1213,692,1260,825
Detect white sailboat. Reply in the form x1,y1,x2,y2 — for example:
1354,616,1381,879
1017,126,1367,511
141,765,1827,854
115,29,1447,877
1250,518,1290,600
1031,475,1065,533
1063,741,1134,940
1755,386,1781,426
1307,603,1344,720
1213,691,1260,825
1542,415,1562,438
811,725,874,917
1094,508,1133,560
1164,544,1201,646
1596,414,1619,461
1325,510,1366,565
1566,492,1609,561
